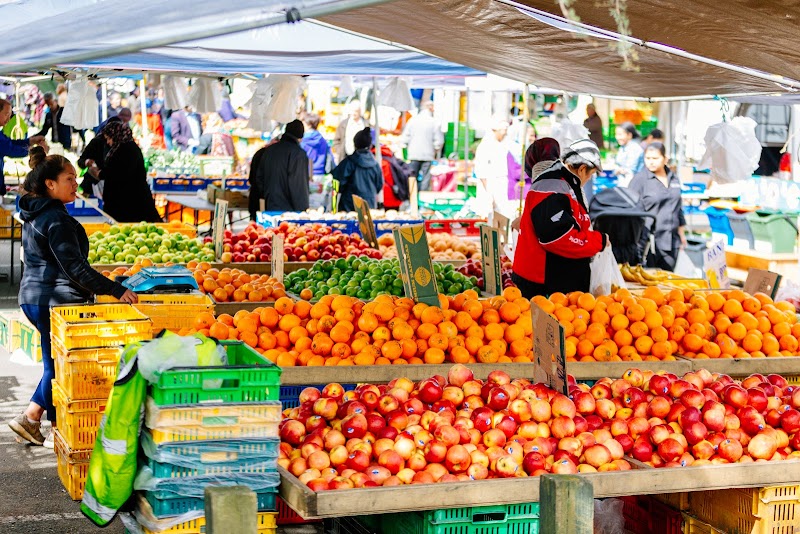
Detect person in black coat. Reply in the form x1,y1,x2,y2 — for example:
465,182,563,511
252,120,310,213
86,121,161,222
8,149,136,447
37,93,73,150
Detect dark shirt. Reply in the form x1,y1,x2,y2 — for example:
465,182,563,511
253,137,310,212
38,107,72,149
18,195,127,306
628,167,685,254
331,149,384,212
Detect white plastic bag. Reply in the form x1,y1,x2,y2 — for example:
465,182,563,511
61,76,99,130
550,118,589,150
379,77,414,111
162,76,189,110
697,117,762,184
590,246,626,296
674,248,701,278
594,498,625,534
247,77,273,132
187,78,222,114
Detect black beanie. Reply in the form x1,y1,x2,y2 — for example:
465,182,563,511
354,127,372,150
284,119,304,141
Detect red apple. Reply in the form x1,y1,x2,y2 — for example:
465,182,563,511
747,433,778,460
447,364,474,387
657,438,685,463
445,444,472,472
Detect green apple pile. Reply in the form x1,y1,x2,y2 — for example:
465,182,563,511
88,223,216,264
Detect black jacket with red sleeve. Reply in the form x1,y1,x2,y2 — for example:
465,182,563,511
512,162,606,296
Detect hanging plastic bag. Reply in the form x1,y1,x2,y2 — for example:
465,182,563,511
61,76,99,130
550,118,589,150
379,77,414,112
187,78,222,114
246,77,273,132
590,246,626,296
594,498,625,534
338,76,356,99
264,75,306,124
697,117,762,184
162,76,189,110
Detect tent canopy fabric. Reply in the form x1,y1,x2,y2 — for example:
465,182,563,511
63,22,480,76
322,0,796,98
0,0,797,99
515,0,800,84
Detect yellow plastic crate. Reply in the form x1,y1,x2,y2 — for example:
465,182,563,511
52,381,106,450
81,222,111,235
149,422,280,444
96,292,214,332
0,310,21,353
145,399,281,431
52,341,122,400
142,511,276,534
50,303,153,350
18,319,42,362
654,492,689,511
688,485,800,534
54,429,91,501
683,515,726,534
0,207,22,239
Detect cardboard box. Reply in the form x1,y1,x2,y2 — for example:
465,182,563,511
206,184,249,209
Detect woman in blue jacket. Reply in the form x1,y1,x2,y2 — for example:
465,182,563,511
331,127,384,212
8,148,137,448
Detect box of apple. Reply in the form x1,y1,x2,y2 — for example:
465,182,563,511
279,364,800,491
88,223,215,265
456,257,516,291
215,222,381,263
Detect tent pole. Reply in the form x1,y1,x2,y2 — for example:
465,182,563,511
101,80,108,123
372,76,383,206
464,89,470,196
139,76,149,148
498,0,800,91
518,84,530,215
791,104,800,182
0,0,395,75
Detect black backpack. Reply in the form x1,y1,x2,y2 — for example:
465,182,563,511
589,187,653,265
386,155,411,201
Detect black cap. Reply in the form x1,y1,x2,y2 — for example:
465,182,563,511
284,119,304,141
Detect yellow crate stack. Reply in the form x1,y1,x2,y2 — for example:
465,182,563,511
18,315,42,362
50,303,153,500
96,292,214,334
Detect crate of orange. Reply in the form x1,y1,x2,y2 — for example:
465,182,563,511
189,261,284,314
149,339,281,406
551,285,800,364
97,292,214,332
183,286,534,371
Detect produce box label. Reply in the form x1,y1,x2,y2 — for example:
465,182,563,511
393,225,439,306
492,211,509,244
703,239,730,289
271,234,284,284
212,199,229,260
198,156,234,177
531,302,567,395
743,268,781,299
480,224,502,296
352,195,378,248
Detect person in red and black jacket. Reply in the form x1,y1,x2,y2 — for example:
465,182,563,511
512,139,609,298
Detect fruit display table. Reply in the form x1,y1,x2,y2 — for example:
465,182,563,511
278,462,799,519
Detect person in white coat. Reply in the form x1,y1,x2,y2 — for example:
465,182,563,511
401,100,443,191
473,116,510,217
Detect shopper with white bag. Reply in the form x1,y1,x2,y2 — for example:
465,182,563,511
511,139,609,298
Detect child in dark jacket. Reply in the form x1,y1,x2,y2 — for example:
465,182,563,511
331,127,383,212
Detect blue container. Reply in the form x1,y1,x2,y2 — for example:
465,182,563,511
681,182,706,194
702,207,734,246
145,489,277,518
280,383,357,409
141,433,280,468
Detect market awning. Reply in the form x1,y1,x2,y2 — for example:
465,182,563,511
321,0,799,99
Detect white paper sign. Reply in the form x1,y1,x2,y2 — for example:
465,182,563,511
212,199,229,260
703,239,730,289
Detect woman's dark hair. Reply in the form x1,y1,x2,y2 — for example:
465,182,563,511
617,121,640,139
303,113,321,130
28,146,46,169
23,154,72,196
645,141,667,158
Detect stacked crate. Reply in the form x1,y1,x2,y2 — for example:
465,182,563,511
50,303,154,500
96,292,214,334
128,341,281,534
0,310,21,353
17,315,42,362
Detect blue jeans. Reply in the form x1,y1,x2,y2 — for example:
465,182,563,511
20,304,55,424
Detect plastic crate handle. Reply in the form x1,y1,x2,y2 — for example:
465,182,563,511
470,506,508,524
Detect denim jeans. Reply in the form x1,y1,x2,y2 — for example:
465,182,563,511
409,160,433,191
20,304,55,424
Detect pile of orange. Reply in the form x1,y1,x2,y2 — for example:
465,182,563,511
188,261,285,303
541,287,799,363
184,287,532,366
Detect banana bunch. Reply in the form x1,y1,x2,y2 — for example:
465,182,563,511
619,264,665,286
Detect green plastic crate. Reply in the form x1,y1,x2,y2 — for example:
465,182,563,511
746,211,798,253
382,503,540,534
19,320,41,362
144,489,277,518
149,341,281,406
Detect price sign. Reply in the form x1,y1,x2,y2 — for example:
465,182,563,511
352,195,379,248
393,225,439,305
271,234,285,284
703,239,730,289
212,199,229,260
743,269,782,299
492,211,509,245
480,224,502,296
531,302,567,395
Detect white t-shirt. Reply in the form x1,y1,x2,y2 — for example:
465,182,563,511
344,118,366,156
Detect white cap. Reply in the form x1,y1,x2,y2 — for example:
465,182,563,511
563,139,603,172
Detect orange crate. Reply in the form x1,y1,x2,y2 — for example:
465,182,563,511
0,207,21,238
688,485,800,534
50,303,152,350
54,430,91,500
